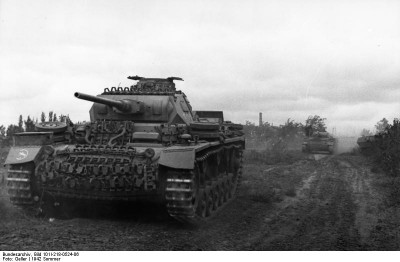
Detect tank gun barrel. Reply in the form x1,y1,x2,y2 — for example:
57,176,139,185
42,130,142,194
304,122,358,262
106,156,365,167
74,92,131,112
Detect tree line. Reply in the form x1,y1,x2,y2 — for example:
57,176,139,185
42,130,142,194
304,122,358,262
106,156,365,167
360,117,392,137
0,111,68,147
243,115,327,142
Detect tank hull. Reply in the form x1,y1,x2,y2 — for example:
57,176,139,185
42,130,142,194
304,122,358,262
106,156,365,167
357,135,381,155
302,137,336,154
5,133,244,221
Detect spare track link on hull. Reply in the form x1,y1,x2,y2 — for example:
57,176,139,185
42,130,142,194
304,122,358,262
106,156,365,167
165,145,243,223
34,145,158,201
6,163,35,205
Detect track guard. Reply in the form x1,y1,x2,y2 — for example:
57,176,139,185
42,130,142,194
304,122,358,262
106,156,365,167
4,146,52,166
159,147,195,169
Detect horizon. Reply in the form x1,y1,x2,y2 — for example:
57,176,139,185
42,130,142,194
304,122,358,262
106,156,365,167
0,0,399,137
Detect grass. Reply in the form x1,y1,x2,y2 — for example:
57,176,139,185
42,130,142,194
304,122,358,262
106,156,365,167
240,151,312,206
249,190,277,204
244,149,305,165
365,170,400,249
376,176,400,207
245,136,305,165
284,187,297,197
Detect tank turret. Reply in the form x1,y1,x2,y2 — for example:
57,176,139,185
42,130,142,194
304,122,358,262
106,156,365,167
75,77,193,124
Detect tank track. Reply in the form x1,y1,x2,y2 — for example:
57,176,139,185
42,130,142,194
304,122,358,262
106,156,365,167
165,145,243,222
6,163,35,205
5,145,244,223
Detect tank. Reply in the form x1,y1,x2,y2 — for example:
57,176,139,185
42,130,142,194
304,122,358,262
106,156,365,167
357,135,380,155
302,131,336,154
357,132,392,156
4,76,245,222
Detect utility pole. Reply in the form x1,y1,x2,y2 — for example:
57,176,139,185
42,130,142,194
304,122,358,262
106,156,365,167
259,112,262,126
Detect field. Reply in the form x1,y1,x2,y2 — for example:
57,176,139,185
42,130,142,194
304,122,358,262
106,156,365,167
1,144,400,250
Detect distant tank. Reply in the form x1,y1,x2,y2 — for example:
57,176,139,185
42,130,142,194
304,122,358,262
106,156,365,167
302,131,336,154
357,133,389,156
4,76,245,222
357,135,380,155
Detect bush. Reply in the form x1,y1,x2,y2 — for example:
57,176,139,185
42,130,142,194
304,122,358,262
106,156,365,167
245,146,304,165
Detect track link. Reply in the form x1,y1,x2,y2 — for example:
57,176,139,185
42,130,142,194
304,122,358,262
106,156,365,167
6,164,34,205
165,170,197,220
165,147,243,223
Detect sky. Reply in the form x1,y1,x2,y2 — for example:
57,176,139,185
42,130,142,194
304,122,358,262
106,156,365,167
0,0,399,136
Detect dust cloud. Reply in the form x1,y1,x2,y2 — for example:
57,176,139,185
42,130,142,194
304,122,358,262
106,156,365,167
335,137,359,154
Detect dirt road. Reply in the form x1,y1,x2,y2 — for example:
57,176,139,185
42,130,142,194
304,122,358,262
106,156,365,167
1,153,399,250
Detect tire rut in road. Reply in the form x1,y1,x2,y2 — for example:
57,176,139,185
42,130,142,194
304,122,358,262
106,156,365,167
250,156,365,250
335,155,386,249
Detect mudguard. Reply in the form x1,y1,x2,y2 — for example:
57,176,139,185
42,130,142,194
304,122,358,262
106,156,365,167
159,147,195,169
4,146,52,165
